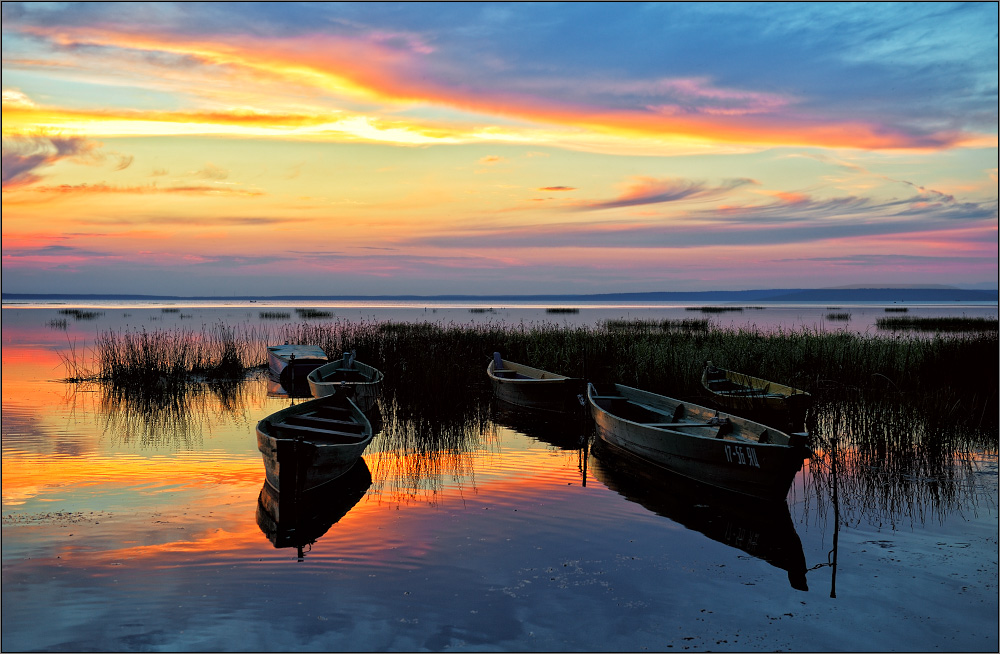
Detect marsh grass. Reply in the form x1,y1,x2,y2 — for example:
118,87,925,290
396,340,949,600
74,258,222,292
687,306,743,313
825,312,852,321
295,308,333,319
59,309,104,320
80,318,998,434
260,311,291,320
74,317,997,523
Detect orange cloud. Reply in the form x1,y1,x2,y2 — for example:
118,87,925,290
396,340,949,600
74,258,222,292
5,25,980,152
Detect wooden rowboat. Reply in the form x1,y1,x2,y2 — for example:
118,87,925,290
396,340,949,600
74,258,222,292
587,382,809,500
487,352,586,414
701,361,812,418
256,395,373,495
267,344,328,392
306,351,384,413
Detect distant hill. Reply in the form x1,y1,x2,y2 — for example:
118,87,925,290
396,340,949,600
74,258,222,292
3,288,996,302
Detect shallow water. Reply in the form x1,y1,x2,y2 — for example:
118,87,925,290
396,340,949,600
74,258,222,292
2,305,997,652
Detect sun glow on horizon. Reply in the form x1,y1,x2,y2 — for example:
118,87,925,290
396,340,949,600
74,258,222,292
2,2,996,295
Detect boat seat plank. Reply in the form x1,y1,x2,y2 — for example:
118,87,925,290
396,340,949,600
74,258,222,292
632,401,679,417
309,406,353,418
271,422,367,442
284,415,365,432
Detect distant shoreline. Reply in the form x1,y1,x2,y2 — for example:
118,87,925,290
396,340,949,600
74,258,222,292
2,288,997,303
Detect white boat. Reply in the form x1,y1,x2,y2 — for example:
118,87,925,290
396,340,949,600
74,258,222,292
267,343,328,391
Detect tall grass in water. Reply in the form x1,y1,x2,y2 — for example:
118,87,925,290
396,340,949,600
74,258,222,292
76,317,996,521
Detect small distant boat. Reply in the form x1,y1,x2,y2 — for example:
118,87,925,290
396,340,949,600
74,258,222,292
267,344,328,391
256,395,373,495
487,352,586,414
306,351,384,413
701,361,812,418
587,382,809,500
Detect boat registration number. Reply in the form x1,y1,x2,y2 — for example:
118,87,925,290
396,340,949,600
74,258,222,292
724,444,760,468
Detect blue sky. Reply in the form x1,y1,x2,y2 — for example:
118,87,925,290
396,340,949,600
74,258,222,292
2,2,997,294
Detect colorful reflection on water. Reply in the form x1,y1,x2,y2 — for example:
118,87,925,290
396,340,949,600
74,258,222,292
2,309,997,652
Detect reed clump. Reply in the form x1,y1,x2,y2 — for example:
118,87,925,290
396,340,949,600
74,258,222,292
77,317,998,437
295,308,333,319
686,306,743,313
59,309,104,320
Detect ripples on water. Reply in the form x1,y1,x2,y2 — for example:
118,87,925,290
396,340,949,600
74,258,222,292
2,306,997,651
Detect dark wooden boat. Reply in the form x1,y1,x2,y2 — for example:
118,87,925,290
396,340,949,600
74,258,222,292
267,343,328,392
256,459,372,559
256,395,373,494
701,361,812,418
587,382,809,500
487,352,586,414
306,351,384,413
589,438,808,590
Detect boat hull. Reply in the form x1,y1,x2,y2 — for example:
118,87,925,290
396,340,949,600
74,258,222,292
701,362,812,421
588,383,807,501
306,358,384,413
487,358,586,414
256,395,373,494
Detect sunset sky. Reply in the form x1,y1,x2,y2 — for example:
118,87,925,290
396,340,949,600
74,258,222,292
2,2,997,296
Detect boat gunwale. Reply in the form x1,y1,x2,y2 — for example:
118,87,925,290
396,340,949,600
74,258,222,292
306,358,385,387
587,382,795,448
487,358,574,383
257,395,373,446
701,362,811,400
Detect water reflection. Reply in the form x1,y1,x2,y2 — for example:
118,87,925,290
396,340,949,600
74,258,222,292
364,395,495,506
803,399,992,531
590,439,809,591
66,376,257,447
490,402,590,451
256,459,372,560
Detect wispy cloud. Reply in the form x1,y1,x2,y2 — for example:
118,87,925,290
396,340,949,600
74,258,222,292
1,134,100,188
411,192,997,250
24,182,265,197
567,177,757,211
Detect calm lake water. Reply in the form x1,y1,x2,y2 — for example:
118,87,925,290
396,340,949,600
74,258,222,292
2,302,997,652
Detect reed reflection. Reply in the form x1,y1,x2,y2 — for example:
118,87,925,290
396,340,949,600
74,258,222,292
256,458,373,560
590,438,809,591
364,394,496,506
490,401,592,485
803,399,992,531
64,375,258,447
